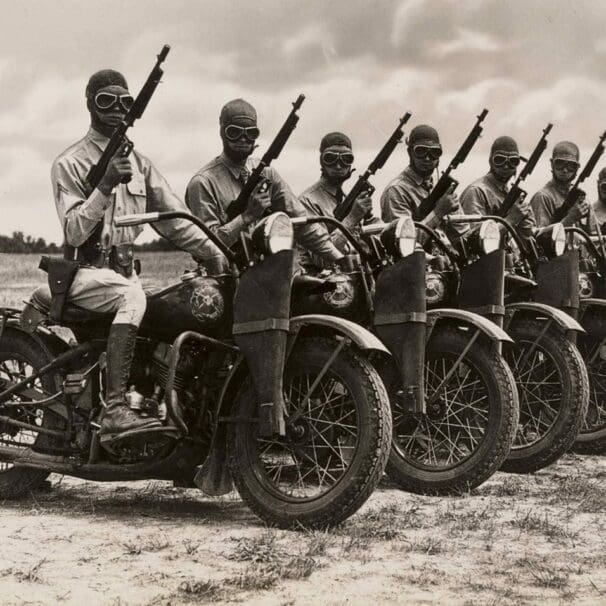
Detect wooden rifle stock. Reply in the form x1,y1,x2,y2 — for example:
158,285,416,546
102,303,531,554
225,95,305,221
85,45,171,191
333,112,412,222
416,109,488,220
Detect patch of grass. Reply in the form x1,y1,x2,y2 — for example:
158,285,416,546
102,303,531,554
517,557,570,590
228,531,287,564
340,502,413,542
401,536,444,555
178,579,225,602
511,509,579,542
303,530,335,557
4,558,48,583
182,539,200,556
547,475,606,513
122,535,171,555
226,567,279,591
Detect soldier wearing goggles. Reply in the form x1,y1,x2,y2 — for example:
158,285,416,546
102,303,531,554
185,98,343,265
460,136,535,239
590,167,606,232
380,124,465,237
298,132,374,268
530,141,589,227
51,69,216,441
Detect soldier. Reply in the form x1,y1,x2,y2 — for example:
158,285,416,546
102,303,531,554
590,167,606,230
185,99,344,265
380,124,463,236
298,131,373,269
530,141,589,227
460,136,535,239
51,69,217,442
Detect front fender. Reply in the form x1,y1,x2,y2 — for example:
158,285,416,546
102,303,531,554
289,314,389,354
427,308,513,343
578,298,606,339
505,301,584,334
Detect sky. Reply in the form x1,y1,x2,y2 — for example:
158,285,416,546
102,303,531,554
2,0,606,243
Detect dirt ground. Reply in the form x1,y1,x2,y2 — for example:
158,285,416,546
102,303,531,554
0,453,604,606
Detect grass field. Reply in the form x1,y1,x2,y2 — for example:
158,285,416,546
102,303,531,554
0,251,604,605
0,251,196,309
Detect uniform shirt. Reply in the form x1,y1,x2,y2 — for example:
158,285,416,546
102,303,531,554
185,153,341,261
380,165,467,237
460,172,536,239
52,128,217,258
530,179,571,227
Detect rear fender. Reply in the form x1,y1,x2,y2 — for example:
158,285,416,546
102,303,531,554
505,302,584,340
289,314,389,354
427,308,513,353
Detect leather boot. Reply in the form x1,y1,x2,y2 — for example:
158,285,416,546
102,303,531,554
100,323,161,439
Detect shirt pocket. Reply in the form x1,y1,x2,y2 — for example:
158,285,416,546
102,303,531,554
125,175,147,213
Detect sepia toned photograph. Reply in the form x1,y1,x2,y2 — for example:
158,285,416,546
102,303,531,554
0,1,605,604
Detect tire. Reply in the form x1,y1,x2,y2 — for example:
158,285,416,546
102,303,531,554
0,330,64,498
227,336,392,529
502,320,589,473
386,326,518,495
573,336,606,454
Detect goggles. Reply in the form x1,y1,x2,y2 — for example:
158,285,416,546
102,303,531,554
552,158,579,172
411,144,443,160
94,92,134,112
224,124,260,142
492,154,521,168
599,181,606,192
321,151,354,166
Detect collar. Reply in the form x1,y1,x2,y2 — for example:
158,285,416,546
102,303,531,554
404,165,433,188
319,176,341,198
486,171,508,193
219,152,250,180
87,127,110,152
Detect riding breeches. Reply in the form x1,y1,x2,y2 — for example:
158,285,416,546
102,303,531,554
67,267,147,326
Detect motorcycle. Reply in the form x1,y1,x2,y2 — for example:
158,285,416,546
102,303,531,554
563,225,606,454
292,214,518,495
0,210,392,529
430,213,588,473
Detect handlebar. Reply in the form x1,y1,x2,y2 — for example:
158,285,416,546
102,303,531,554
114,211,236,263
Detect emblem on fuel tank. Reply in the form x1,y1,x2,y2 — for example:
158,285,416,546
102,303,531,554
190,280,225,323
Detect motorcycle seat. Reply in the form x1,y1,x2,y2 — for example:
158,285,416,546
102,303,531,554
29,285,113,324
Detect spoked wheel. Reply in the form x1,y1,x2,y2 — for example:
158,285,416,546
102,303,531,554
227,336,392,529
0,331,66,498
386,326,518,495
502,320,588,473
573,336,606,454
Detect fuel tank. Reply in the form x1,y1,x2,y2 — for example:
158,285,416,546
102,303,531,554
140,271,234,341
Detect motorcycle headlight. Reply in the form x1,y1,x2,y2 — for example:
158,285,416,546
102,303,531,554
379,216,417,258
477,220,500,254
251,212,294,255
426,271,448,306
535,223,566,258
579,272,594,298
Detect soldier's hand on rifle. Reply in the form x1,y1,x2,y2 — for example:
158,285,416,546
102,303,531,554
98,154,133,196
348,193,373,224
242,180,272,224
507,200,532,226
566,197,590,224
435,192,460,219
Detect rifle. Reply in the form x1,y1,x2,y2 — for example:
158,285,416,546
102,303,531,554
333,112,412,221
225,94,305,221
416,108,489,220
551,130,606,223
498,123,553,217
86,45,171,191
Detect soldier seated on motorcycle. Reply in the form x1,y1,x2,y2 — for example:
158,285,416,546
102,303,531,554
380,124,467,240
298,131,376,270
185,98,345,266
51,69,217,443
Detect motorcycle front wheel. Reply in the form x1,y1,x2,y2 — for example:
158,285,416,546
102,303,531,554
502,319,588,472
227,336,392,529
386,325,519,495
573,335,606,454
